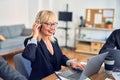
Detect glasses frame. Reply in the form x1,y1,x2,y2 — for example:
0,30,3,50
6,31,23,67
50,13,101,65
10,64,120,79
42,22,58,27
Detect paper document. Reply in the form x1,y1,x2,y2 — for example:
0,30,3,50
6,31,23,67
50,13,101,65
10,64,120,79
105,78,112,80
112,72,120,80
59,76,70,80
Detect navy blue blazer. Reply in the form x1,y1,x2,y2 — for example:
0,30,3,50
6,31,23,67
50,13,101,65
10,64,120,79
22,37,69,80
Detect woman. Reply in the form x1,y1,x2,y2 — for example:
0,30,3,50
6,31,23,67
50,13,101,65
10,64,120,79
22,10,85,80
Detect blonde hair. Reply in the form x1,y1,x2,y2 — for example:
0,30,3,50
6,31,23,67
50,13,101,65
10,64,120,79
32,10,58,42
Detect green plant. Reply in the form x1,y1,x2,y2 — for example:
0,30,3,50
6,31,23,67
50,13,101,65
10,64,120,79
82,34,86,37
105,21,113,24
105,20,113,29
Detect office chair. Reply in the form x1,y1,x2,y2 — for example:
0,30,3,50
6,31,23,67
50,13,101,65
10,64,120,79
13,53,31,79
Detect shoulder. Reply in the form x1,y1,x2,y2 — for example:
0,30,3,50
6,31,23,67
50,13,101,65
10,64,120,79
51,37,59,46
113,29,120,33
109,29,120,36
53,37,59,43
25,36,32,41
109,29,120,39
24,36,32,46
54,37,58,41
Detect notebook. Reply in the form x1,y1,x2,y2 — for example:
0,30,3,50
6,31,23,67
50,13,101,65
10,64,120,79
104,48,120,71
56,52,108,80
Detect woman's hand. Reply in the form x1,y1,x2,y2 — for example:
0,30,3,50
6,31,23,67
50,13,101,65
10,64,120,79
32,22,41,38
70,62,85,70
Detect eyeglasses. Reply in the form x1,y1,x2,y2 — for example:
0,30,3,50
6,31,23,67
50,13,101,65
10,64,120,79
43,22,58,27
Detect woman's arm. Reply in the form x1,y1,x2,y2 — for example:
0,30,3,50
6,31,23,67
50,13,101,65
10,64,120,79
22,37,37,62
22,22,41,62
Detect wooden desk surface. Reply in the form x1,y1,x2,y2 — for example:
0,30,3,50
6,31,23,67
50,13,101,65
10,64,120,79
42,73,58,80
0,48,24,56
42,56,115,80
42,68,115,80
90,72,115,80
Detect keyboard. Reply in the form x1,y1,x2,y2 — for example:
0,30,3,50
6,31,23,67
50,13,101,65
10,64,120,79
57,69,82,80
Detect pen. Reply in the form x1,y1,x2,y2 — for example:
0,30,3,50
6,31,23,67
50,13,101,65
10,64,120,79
54,72,62,80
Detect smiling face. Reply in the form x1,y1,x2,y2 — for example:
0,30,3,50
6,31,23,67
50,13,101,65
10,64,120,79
35,10,58,41
41,18,58,37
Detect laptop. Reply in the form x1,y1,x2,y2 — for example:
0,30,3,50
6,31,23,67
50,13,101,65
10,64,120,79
56,52,108,80
104,48,120,71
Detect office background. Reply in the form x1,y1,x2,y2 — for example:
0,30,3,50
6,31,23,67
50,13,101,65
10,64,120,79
0,0,120,47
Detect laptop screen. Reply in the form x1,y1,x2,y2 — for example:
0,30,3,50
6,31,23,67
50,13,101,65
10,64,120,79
81,52,108,77
57,52,108,80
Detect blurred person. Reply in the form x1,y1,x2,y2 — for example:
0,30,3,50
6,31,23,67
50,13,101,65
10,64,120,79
0,56,27,80
99,29,120,54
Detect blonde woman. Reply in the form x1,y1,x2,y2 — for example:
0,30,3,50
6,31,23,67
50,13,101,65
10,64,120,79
22,10,85,80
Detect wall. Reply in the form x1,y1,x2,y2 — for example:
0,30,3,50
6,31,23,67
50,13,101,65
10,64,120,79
28,0,40,28
0,0,119,47
114,0,120,29
26,0,53,28
52,0,116,47
53,0,115,27
0,0,29,27
0,0,52,28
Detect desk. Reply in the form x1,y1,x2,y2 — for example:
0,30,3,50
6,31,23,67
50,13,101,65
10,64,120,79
42,68,115,80
90,71,115,80
0,48,24,56
42,73,58,80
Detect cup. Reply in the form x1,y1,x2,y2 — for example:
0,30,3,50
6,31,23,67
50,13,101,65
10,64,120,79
104,57,115,74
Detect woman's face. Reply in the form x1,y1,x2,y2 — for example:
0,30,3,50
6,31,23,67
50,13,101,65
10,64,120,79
40,18,57,37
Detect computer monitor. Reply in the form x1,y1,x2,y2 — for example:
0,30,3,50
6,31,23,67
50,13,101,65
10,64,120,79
58,12,72,21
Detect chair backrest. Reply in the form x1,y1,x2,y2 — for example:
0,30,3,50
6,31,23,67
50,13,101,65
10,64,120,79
13,53,31,79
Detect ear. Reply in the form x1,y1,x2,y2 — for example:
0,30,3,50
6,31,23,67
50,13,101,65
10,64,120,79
39,25,42,31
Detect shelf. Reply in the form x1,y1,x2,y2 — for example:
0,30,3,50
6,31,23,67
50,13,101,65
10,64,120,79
75,50,98,55
76,38,106,43
76,27,113,31
74,26,111,55
57,27,70,30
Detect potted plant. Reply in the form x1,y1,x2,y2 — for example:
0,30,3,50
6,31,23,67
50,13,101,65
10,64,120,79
105,21,113,29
